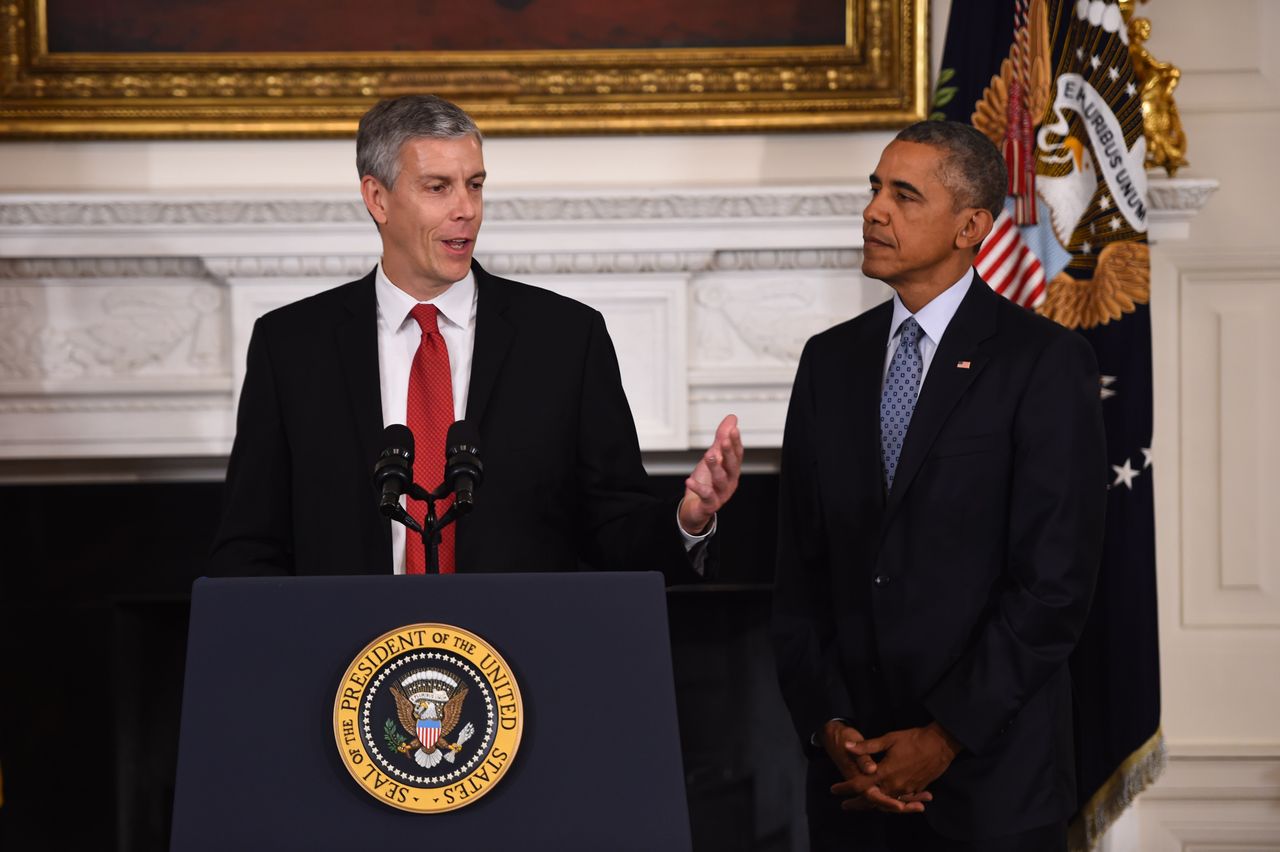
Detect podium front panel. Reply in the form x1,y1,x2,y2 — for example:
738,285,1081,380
171,572,692,851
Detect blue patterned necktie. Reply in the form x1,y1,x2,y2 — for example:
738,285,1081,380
880,317,923,491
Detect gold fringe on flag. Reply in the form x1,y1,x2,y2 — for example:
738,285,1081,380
1068,727,1167,851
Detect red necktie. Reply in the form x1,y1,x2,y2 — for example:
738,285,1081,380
405,303,456,574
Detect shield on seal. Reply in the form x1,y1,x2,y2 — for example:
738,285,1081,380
417,718,441,750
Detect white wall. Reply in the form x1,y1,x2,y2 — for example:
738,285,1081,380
0,134,896,193
1137,0,1280,848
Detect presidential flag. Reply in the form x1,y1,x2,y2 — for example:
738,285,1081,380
933,1,1164,848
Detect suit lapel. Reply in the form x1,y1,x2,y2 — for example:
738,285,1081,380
334,271,384,467
465,261,515,427
334,271,392,572
845,303,893,507
882,278,999,524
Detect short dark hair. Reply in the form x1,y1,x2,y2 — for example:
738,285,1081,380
356,95,482,189
893,121,1007,218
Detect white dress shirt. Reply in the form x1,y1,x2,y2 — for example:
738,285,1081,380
374,263,709,575
882,267,975,387
376,263,476,574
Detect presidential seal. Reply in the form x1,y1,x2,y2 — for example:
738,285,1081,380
333,623,523,813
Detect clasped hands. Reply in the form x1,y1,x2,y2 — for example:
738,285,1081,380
821,719,962,814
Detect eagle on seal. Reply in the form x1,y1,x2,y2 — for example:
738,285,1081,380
390,668,475,769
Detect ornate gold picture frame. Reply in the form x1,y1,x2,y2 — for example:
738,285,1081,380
0,0,927,138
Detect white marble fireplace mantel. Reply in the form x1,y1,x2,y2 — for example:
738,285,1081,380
0,179,1215,478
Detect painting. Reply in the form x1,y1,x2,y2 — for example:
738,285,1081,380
0,0,927,137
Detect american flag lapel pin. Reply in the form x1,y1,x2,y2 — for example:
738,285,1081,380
956,360,971,369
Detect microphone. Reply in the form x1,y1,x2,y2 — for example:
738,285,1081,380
373,424,421,531
444,420,483,514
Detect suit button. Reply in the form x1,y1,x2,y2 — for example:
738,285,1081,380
870,664,881,675
873,575,890,587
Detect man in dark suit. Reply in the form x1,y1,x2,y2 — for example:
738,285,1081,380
210,94,741,579
772,121,1106,850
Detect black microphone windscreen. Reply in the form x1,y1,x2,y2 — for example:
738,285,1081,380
374,424,415,494
383,423,415,456
374,423,420,529
445,420,479,454
444,420,483,506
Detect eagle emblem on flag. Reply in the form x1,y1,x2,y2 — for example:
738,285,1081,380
389,668,474,769
964,0,1151,329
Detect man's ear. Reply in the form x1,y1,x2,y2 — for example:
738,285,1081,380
360,175,391,226
956,208,995,252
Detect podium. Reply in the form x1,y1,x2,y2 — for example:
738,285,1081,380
171,572,692,851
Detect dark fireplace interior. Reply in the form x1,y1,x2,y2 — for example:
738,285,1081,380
0,473,805,851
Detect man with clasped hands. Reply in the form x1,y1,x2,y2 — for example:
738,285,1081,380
772,121,1106,851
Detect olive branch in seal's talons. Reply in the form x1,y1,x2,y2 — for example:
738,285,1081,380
384,718,409,753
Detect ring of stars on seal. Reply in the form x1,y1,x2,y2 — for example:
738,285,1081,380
362,650,496,785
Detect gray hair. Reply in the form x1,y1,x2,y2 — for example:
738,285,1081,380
356,95,483,189
894,120,1007,218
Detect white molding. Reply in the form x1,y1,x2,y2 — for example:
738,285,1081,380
0,197,371,227
0,188,864,229
0,257,208,278
0,184,1214,462
535,275,690,451
1149,247,1280,274
1146,178,1220,243
0,180,1203,254
690,371,797,449
1176,258,1280,628
224,281,338,420
204,255,378,281
1147,243,1280,852
0,188,866,257
1132,754,1280,851
1141,0,1280,115
481,252,715,276
1165,742,1280,760
1178,69,1280,114
0,281,227,383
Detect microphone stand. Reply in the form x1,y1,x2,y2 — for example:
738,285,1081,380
404,481,462,575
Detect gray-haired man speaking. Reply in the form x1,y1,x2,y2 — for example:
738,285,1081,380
212,94,742,579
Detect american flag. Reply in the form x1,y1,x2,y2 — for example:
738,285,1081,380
976,209,1047,308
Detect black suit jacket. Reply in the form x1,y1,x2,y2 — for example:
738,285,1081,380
772,277,1106,840
210,262,698,582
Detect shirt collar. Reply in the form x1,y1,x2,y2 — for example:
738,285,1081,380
888,267,975,347
375,261,477,334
